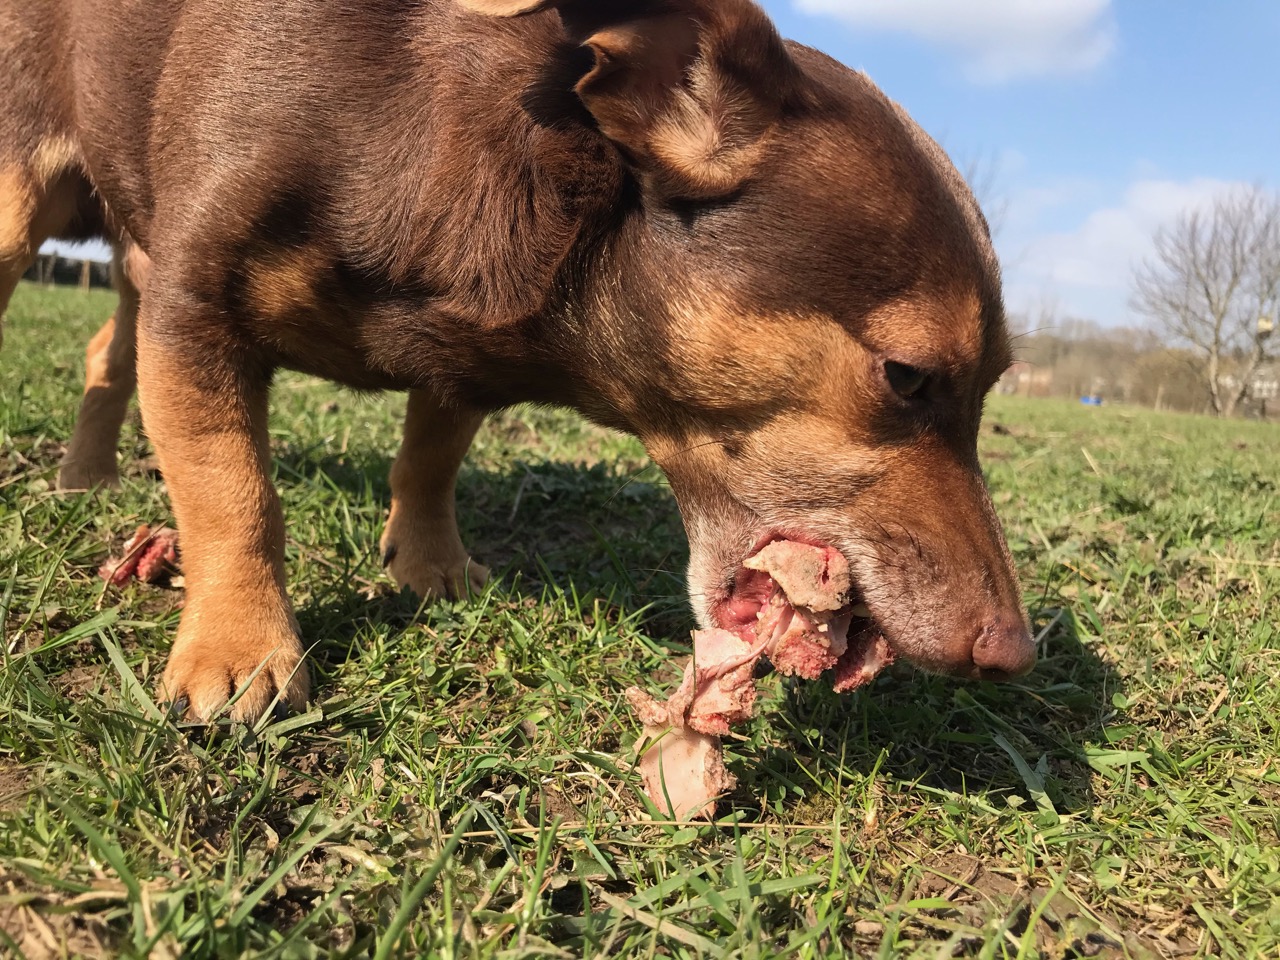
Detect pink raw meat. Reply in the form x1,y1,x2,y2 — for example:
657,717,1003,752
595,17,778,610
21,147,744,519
628,539,894,819
627,689,737,822
626,628,757,819
747,541,893,690
747,541,853,678
99,525,181,586
833,621,896,693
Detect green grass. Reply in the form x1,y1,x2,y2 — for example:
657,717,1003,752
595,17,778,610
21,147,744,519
1,280,1278,958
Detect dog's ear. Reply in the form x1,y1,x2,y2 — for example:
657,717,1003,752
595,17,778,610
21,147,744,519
459,0,800,199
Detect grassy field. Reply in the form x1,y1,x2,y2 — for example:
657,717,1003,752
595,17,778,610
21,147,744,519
1,281,1277,959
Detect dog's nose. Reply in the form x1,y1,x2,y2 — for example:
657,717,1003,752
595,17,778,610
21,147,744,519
971,616,1036,680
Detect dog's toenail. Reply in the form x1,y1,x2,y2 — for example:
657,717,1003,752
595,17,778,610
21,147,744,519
170,695,190,717
382,543,398,567
272,702,290,723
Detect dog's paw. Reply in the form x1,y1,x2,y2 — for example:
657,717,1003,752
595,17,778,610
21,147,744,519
56,457,120,491
380,528,489,601
160,625,310,722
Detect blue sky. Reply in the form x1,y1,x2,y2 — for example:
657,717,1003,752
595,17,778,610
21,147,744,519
49,2,1278,329
769,0,1280,328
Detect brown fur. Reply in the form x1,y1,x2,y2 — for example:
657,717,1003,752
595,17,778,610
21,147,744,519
1,0,1034,721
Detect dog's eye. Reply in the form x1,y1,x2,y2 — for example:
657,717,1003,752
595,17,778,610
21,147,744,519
884,361,929,398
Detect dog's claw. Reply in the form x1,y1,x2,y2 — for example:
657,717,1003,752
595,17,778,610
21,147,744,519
271,701,291,723
168,695,190,718
381,543,398,567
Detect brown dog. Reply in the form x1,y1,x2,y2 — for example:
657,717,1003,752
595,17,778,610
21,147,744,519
0,0,1034,722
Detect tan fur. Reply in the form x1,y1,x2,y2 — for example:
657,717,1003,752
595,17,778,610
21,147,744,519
859,293,994,374
574,11,781,200
380,388,489,599
31,136,80,183
58,248,143,490
245,248,323,321
0,166,38,351
1,143,86,263
0,166,36,262
456,0,550,15
662,308,845,411
647,61,773,197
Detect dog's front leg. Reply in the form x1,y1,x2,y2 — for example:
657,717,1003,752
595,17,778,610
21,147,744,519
137,292,308,721
380,388,489,600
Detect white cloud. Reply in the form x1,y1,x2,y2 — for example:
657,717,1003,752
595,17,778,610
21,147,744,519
793,0,1117,83
1001,177,1100,235
1001,177,1241,325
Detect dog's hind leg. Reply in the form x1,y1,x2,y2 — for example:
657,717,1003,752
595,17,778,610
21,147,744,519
0,164,43,349
0,147,97,348
380,388,490,599
58,241,147,490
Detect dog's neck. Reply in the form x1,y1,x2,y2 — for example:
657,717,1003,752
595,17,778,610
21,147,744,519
339,8,629,329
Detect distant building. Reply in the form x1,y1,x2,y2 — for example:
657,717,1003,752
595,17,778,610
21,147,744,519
1245,364,1278,419
1222,363,1278,419
1249,364,1278,400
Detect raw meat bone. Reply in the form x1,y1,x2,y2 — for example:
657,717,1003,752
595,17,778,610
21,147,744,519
626,628,759,821
628,540,886,820
747,540,855,681
744,539,852,613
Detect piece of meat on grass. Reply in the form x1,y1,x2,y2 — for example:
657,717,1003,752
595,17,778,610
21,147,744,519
99,525,181,586
627,688,737,821
624,629,760,819
136,530,180,582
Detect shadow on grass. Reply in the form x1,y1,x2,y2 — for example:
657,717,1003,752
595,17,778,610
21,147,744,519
747,604,1119,822
278,444,1120,819
13,430,1120,819
278,448,693,641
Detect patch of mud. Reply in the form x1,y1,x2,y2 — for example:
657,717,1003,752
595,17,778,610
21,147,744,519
0,877,117,960
0,764,33,815
899,853,1200,959
52,665,105,698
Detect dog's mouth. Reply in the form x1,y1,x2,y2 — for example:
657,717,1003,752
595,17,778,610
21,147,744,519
711,536,895,692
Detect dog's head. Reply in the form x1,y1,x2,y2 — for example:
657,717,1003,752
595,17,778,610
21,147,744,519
465,0,1034,680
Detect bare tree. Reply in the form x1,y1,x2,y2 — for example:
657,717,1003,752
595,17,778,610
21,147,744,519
1133,186,1280,416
